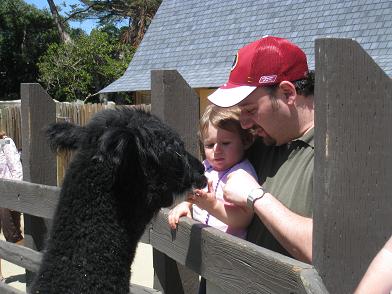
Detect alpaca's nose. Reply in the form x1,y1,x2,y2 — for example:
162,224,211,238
194,174,207,190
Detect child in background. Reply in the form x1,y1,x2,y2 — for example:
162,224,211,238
168,104,257,239
0,131,24,283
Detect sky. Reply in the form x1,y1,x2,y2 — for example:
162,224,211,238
24,0,102,33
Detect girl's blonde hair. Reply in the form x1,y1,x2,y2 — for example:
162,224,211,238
198,104,254,157
0,130,6,139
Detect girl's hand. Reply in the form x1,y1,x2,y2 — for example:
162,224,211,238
189,181,217,210
168,201,192,229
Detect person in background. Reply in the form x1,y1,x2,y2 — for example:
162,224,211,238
354,235,392,294
168,105,257,294
0,131,24,282
208,36,315,263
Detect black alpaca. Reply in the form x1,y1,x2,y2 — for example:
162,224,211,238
30,107,206,294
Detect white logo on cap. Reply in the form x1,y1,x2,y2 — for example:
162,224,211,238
231,53,239,71
259,75,277,84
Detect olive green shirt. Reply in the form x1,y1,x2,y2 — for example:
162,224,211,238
246,128,314,258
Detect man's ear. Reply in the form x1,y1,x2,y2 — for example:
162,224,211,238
278,81,297,105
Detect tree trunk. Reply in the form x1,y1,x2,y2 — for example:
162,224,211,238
47,0,72,44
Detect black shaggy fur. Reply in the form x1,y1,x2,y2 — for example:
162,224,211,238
30,107,206,294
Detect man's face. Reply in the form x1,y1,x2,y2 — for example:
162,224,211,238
238,87,287,146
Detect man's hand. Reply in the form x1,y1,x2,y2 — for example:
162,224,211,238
223,169,260,207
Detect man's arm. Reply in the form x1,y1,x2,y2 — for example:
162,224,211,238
223,169,312,263
252,192,313,263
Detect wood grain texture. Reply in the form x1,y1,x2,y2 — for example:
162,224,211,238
314,38,392,294
0,283,25,294
129,284,162,294
0,181,328,293
151,70,200,158
20,83,57,287
151,209,326,294
150,69,200,294
0,240,42,272
0,179,59,219
0,249,160,294
20,83,56,186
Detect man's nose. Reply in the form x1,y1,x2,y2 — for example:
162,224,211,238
240,115,253,129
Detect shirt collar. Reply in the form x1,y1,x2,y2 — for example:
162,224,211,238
292,127,314,148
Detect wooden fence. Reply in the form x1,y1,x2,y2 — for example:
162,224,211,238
0,38,390,294
0,99,150,184
0,99,118,150
0,104,22,149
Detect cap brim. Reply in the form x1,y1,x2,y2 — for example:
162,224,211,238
207,85,256,107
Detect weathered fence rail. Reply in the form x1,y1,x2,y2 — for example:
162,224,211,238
0,99,122,150
0,178,326,294
0,38,390,294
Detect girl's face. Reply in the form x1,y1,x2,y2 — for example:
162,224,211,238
203,123,247,171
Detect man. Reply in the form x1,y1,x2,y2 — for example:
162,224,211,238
208,36,314,263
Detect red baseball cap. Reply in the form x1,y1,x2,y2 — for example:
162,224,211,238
208,36,309,107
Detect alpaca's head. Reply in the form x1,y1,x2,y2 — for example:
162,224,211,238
46,107,207,212
139,135,207,209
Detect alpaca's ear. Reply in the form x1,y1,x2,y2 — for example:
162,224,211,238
45,122,85,151
96,127,160,176
95,128,134,166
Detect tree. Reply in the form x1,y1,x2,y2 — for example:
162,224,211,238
0,0,60,100
47,0,72,44
38,28,134,102
66,0,162,46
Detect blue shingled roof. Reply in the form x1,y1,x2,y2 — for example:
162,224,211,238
100,0,392,93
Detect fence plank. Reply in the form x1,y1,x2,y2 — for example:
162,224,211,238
314,38,392,293
0,179,59,218
130,284,162,294
0,240,42,273
0,283,25,294
21,83,56,186
0,104,21,149
151,209,326,294
299,268,329,294
0,240,160,294
151,69,200,158
150,70,200,294
20,83,57,288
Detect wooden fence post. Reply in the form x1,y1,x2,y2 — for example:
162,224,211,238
314,38,392,293
20,83,57,289
150,70,200,294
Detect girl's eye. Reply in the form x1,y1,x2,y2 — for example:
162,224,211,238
222,142,230,146
205,144,214,149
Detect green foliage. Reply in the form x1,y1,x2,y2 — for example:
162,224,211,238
0,0,60,100
38,29,135,102
69,0,161,23
67,0,162,45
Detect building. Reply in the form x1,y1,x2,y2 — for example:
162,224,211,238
99,0,392,112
